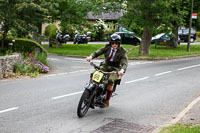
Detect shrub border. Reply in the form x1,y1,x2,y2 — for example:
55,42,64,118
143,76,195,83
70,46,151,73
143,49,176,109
14,38,48,55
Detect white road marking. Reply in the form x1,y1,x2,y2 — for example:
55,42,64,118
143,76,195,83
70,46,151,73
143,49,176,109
72,60,88,63
155,71,172,76
43,70,91,78
69,71,80,74
51,91,83,100
1,79,9,82
177,64,200,71
125,77,150,84
0,107,19,114
56,72,68,76
43,74,57,77
47,58,59,61
64,57,85,61
170,95,200,124
153,95,200,133
128,61,153,66
64,57,102,62
79,70,89,72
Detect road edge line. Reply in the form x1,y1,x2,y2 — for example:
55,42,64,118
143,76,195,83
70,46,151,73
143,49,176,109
152,95,200,133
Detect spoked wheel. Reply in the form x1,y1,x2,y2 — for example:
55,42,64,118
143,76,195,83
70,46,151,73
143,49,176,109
77,89,93,118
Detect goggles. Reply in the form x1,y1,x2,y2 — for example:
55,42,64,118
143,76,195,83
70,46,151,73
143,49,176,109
111,41,120,45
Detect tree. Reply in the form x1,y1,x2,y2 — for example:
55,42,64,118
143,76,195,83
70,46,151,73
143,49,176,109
114,0,170,55
180,0,200,31
193,0,200,31
88,0,171,55
51,0,92,34
167,0,200,51
0,0,19,48
129,1,172,55
0,0,53,48
15,1,50,38
166,0,189,46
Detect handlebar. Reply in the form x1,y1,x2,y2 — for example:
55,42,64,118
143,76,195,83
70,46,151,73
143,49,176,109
90,62,118,75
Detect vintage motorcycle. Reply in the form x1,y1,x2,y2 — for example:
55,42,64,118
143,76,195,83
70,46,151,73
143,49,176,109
56,30,70,44
77,62,121,118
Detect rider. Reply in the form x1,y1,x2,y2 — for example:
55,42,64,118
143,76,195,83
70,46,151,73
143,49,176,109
86,33,128,107
74,30,79,38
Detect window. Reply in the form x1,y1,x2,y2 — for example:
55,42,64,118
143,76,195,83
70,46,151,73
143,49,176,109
124,33,133,38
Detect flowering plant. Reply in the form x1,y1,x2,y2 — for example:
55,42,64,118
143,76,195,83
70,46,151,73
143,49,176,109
14,51,49,77
24,51,49,73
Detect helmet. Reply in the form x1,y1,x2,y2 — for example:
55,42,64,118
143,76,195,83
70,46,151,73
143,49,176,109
109,33,121,46
75,30,79,34
56,30,60,34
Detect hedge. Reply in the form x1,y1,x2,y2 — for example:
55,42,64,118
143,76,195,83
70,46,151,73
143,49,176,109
45,24,57,39
196,31,200,38
45,24,57,47
13,38,48,55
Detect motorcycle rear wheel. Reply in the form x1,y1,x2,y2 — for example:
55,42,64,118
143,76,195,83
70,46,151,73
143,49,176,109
77,89,92,117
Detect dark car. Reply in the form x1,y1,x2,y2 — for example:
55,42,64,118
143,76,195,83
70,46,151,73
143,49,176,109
151,33,180,44
178,28,196,43
114,32,141,45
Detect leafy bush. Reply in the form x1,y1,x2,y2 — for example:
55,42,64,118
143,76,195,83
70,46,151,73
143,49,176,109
45,24,57,39
0,35,14,50
60,23,74,41
196,31,200,38
0,48,6,56
13,38,48,56
93,19,105,41
45,24,57,46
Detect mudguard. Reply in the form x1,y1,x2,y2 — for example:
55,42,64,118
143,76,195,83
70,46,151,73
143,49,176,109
63,34,70,39
84,82,95,91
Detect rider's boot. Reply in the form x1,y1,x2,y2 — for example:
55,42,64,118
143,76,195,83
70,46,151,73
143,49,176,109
104,85,113,107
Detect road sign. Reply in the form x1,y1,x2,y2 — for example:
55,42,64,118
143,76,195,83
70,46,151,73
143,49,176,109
192,13,197,19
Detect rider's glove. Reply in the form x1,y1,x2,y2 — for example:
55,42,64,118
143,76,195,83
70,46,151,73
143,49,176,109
118,69,125,77
86,56,92,62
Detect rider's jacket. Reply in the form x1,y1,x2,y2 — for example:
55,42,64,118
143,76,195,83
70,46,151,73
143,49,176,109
90,44,128,72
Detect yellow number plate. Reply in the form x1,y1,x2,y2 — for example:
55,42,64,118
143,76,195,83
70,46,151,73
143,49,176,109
92,71,103,83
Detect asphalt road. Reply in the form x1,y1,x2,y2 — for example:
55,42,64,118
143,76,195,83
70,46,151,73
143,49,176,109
0,55,200,133
42,41,200,45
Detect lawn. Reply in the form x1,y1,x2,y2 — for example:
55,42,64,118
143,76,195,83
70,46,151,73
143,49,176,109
47,43,200,60
159,124,200,133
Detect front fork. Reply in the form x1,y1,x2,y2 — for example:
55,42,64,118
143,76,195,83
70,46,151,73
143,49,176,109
84,82,97,106
84,81,107,107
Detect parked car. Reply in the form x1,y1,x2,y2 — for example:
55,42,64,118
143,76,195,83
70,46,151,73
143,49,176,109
178,28,196,43
114,32,141,45
151,33,180,44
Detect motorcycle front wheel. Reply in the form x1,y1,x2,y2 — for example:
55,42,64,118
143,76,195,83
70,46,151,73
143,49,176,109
77,89,93,118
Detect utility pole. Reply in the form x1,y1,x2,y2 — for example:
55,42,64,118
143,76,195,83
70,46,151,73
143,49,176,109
187,0,194,52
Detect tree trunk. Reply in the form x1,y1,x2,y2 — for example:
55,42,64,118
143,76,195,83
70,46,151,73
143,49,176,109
172,23,179,47
139,27,152,55
1,31,8,49
1,40,4,49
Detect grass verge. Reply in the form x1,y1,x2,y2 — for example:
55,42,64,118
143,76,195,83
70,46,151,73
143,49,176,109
159,123,200,133
47,44,200,60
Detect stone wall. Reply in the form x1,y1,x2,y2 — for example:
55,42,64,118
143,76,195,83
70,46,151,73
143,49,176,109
0,54,21,79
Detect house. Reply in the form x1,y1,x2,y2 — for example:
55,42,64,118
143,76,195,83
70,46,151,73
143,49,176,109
87,11,123,23
87,11,123,31
41,11,123,35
